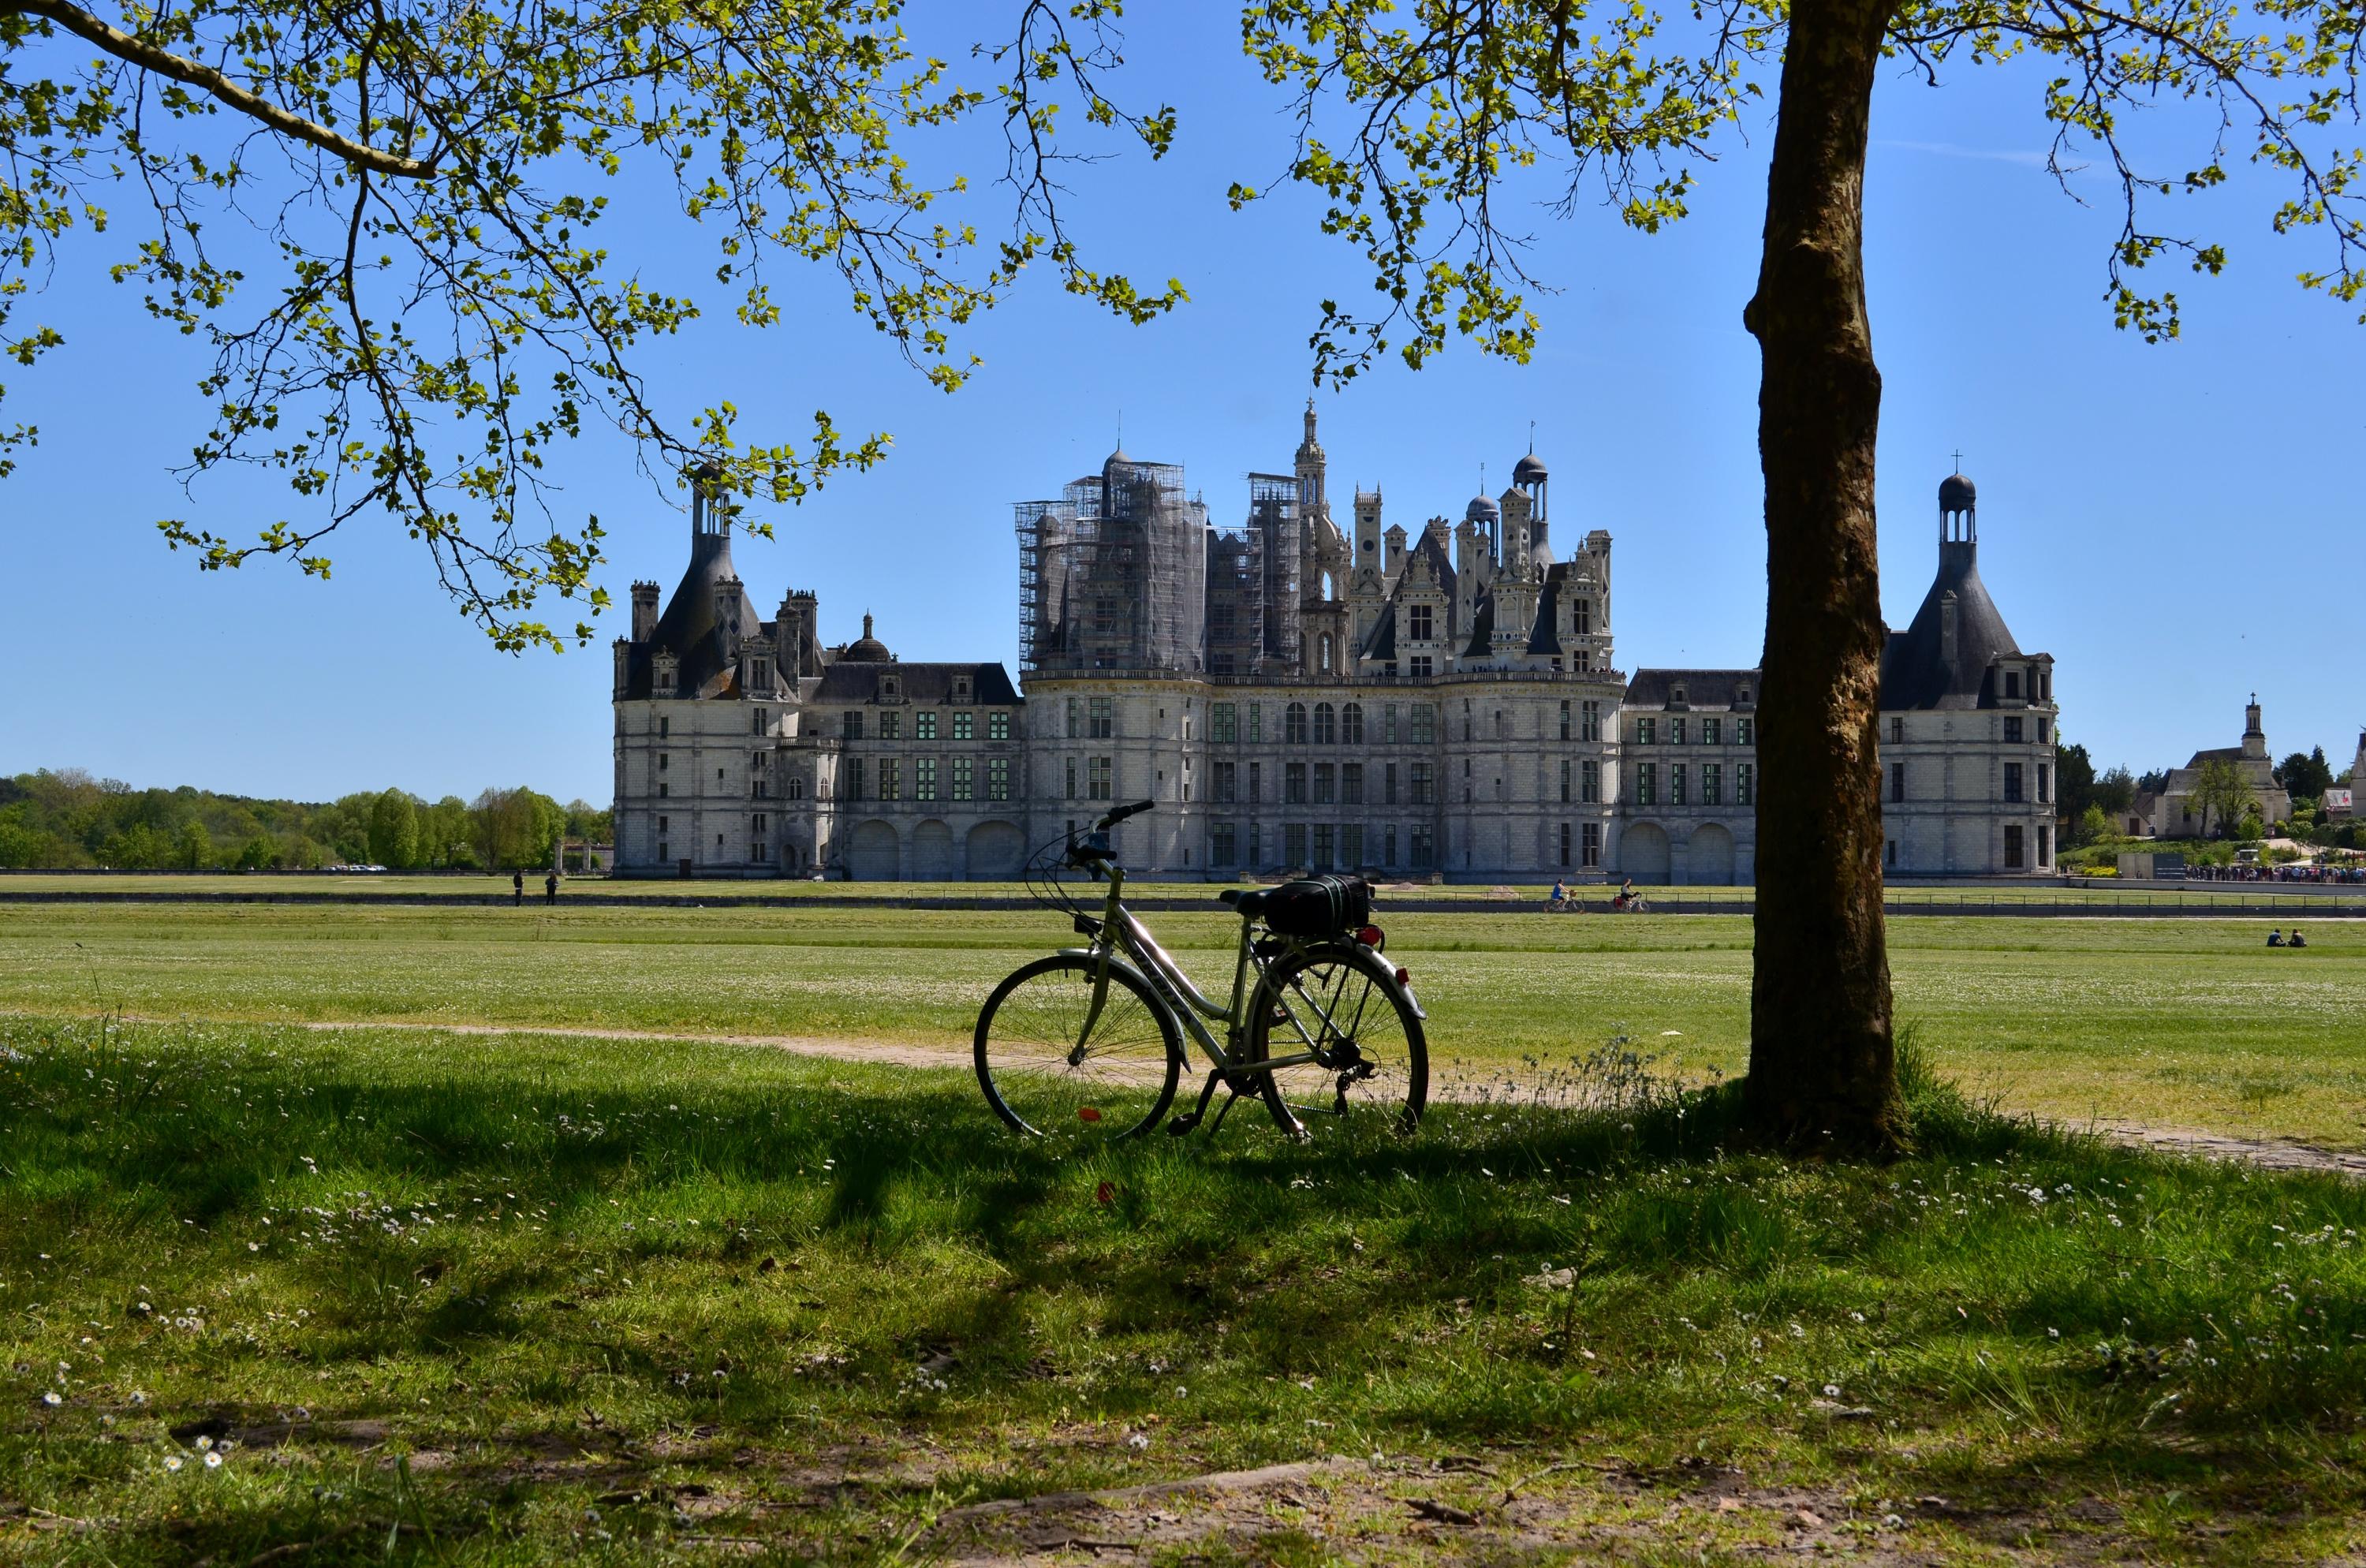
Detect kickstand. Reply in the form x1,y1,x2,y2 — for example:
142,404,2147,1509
1167,1068,1252,1137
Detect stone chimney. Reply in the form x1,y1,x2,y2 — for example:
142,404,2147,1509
630,581,660,641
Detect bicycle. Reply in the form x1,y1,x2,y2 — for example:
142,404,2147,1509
973,801,1428,1144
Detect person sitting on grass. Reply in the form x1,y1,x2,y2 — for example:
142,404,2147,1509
2289,928,2308,949
2267,928,2286,947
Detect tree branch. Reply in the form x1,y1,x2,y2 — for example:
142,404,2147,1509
2,0,439,178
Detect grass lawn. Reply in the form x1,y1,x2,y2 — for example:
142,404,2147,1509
1,902,2360,1145
7,1015,2366,1564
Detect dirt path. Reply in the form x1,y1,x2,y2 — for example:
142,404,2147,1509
15,1007,2366,1177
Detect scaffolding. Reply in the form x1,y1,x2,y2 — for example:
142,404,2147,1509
1015,455,1206,674
1245,473,1303,674
1204,522,1263,677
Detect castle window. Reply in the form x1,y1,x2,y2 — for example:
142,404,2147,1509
1318,633,1334,672
658,782,669,797
1495,710,1506,739
988,757,1011,800
752,812,767,834
658,816,669,833
1409,762,1435,805
1582,760,1600,803
953,712,973,741
1671,764,1688,805
2036,716,2049,743
883,675,901,703
952,758,973,801
1409,655,1433,678
915,759,937,801
1581,700,1602,741
989,711,1011,741
1286,703,1309,744
658,753,670,771
789,778,804,800
879,711,901,740
659,717,670,737
2003,763,2024,803
1088,756,1113,801
1672,684,1688,706
2006,670,2022,699
916,711,938,742
658,842,669,861
879,759,901,801
1890,716,1904,745
1575,599,1592,635
955,676,972,703
1409,603,1434,641
1704,763,1723,805
1738,763,1754,805
1560,700,1572,741
1065,757,1077,800
1671,717,1687,746
1211,703,1237,744
1560,758,1573,803
2005,825,2026,868
1286,763,1308,804
753,711,766,735
2038,763,2051,804
1891,763,1905,803
1066,698,1082,739
1314,704,1335,745
1634,717,1655,745
1211,823,1237,867
1342,703,1364,744
845,758,864,800
843,711,863,741
1314,764,1334,805
1089,697,1114,738
1635,763,1657,806
1582,823,1602,868
1703,717,1721,746
2004,716,2023,743
1342,763,1364,805
1410,704,1436,745
1559,823,1571,868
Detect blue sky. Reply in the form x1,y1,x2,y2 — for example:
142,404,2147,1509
5,9,2359,804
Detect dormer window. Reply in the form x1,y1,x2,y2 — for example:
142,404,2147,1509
954,675,972,703
1672,684,1689,707
883,674,901,704
1738,684,1752,706
2005,670,2022,700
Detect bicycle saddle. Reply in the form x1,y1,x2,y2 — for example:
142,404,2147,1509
1218,887,1272,918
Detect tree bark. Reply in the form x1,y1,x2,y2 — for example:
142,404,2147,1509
1742,0,1905,1155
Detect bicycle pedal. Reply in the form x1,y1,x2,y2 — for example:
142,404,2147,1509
1166,1111,1203,1137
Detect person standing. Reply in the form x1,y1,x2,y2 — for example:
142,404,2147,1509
512,870,524,906
545,872,559,905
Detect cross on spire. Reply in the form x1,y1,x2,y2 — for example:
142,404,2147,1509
1951,447,1964,472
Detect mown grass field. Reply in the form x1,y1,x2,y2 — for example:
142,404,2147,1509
9,1013,2366,1566
0,901,2359,1145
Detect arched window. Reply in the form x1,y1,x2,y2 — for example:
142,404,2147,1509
1314,703,1336,745
1285,702,1308,744
1341,703,1364,744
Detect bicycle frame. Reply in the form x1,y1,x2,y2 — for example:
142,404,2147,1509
1058,862,1334,1080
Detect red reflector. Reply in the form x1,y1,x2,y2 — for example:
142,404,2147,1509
1357,924,1385,949
1077,1106,1103,1122
1394,967,1411,986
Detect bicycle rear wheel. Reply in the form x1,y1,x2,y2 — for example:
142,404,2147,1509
1244,943,1427,1137
975,955,1182,1142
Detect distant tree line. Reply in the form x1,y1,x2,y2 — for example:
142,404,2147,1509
0,772,613,872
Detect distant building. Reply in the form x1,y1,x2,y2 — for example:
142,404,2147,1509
608,415,2062,879
2148,697,2293,837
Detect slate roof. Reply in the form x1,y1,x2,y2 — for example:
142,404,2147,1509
1622,668,1760,708
1877,540,2022,711
812,661,1023,706
618,528,758,699
1526,562,1570,656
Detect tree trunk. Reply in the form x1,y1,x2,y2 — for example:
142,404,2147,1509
1742,0,1905,1155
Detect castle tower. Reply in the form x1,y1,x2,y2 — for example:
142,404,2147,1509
2243,693,2267,762
1513,445,1550,561
1293,398,1327,520
629,581,661,641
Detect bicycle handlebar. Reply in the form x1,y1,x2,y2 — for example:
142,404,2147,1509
1096,799,1155,831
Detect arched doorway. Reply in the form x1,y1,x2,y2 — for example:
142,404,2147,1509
911,819,956,880
846,819,899,881
1620,821,1670,880
1689,823,1735,885
965,820,1026,879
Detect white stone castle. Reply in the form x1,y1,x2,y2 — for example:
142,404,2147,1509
612,410,2061,881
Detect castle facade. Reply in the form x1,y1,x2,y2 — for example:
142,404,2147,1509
612,412,2060,882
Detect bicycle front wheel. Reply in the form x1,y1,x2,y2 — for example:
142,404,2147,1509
1245,943,1427,1137
975,955,1182,1142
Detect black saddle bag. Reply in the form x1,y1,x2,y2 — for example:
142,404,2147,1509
1261,874,1373,937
